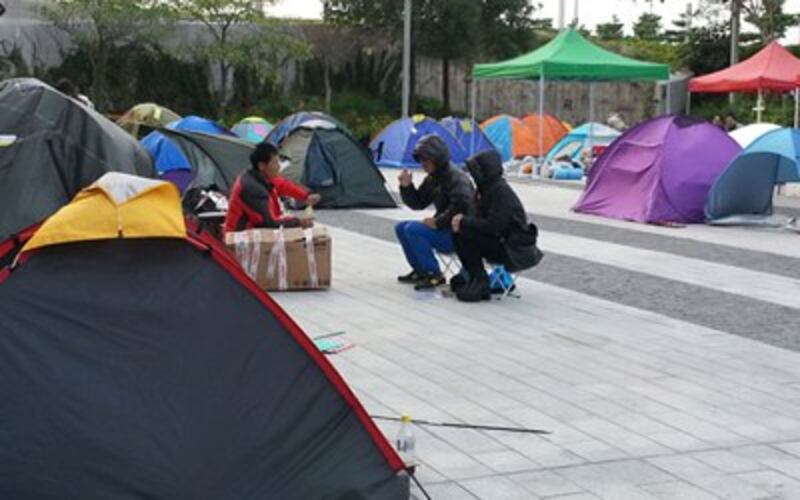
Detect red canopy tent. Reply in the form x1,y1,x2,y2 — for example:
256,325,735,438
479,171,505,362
689,42,800,124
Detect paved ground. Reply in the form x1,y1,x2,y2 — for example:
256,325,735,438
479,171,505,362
273,172,800,499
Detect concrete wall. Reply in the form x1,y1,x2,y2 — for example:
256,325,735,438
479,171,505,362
415,56,663,125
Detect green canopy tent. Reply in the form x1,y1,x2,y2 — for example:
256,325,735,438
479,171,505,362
471,29,670,161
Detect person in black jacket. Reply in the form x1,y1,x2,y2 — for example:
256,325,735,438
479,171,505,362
396,135,474,290
452,149,543,302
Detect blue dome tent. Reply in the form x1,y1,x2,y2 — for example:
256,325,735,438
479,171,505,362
706,128,800,221
370,115,468,168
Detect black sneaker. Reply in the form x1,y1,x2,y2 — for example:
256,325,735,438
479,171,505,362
397,270,423,283
450,274,468,293
456,280,492,302
414,274,446,290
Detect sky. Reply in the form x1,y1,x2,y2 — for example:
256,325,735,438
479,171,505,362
267,0,800,41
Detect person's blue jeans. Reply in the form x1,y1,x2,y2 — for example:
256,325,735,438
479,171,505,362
394,221,454,275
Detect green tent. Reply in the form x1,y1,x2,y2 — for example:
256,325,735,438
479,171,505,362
472,29,669,81
471,29,670,160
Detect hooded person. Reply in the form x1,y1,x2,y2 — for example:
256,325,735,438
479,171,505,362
451,149,543,302
224,141,321,233
395,134,474,290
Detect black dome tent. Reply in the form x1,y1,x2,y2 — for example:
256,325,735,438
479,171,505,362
0,78,152,263
0,173,408,498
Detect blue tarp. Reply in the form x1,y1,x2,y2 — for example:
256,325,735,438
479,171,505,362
370,116,468,168
706,128,800,220
141,116,232,175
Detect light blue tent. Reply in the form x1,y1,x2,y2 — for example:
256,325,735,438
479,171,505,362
545,122,621,163
705,128,800,220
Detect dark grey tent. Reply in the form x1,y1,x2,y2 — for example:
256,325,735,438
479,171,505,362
0,174,409,498
0,78,153,242
157,128,254,193
273,118,396,208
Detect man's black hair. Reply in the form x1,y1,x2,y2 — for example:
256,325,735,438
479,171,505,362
54,78,78,98
250,141,279,170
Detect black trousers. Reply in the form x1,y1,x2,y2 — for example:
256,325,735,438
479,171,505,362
454,227,508,280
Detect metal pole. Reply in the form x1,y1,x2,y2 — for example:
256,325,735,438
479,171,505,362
470,79,478,156
558,0,566,30
401,0,412,118
729,0,741,106
686,92,692,115
794,88,799,128
665,81,672,115
757,88,764,123
538,73,545,162
573,0,579,26
588,83,594,163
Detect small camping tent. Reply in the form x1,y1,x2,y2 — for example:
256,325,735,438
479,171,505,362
141,116,233,192
480,114,537,162
440,117,497,158
545,122,621,163
267,111,348,147
0,78,153,243
371,115,468,168
729,123,780,148
0,173,408,498
117,103,181,138
232,116,273,144
706,128,800,220
520,113,570,157
574,115,741,224
274,119,396,208
156,128,254,193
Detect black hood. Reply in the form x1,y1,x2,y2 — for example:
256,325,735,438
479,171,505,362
413,134,451,174
467,149,503,191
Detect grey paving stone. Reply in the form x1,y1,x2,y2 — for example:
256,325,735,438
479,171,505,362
461,475,542,499
509,470,586,497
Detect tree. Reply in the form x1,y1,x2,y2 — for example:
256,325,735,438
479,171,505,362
741,0,798,41
596,15,624,40
325,0,537,113
41,0,171,110
303,24,366,113
632,12,662,41
167,0,306,115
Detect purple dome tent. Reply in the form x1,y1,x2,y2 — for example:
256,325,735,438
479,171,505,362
574,115,741,224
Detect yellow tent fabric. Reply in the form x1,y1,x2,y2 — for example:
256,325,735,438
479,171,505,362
118,103,181,138
24,173,186,253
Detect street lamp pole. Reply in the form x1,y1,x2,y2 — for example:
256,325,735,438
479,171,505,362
402,0,412,118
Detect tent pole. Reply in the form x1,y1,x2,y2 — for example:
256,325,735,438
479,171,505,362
757,88,764,123
794,88,799,128
470,78,477,156
686,92,692,115
665,81,672,115
538,73,545,167
588,82,594,163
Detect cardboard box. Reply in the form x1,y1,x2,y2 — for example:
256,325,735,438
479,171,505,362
225,226,331,291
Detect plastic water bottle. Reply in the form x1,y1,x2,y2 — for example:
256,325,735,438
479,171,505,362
395,414,416,466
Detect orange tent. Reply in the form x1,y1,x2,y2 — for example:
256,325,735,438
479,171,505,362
521,113,570,156
480,114,538,161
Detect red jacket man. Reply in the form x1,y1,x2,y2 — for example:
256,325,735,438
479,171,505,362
224,142,320,233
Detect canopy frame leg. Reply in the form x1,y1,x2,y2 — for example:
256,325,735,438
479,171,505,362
538,73,545,173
